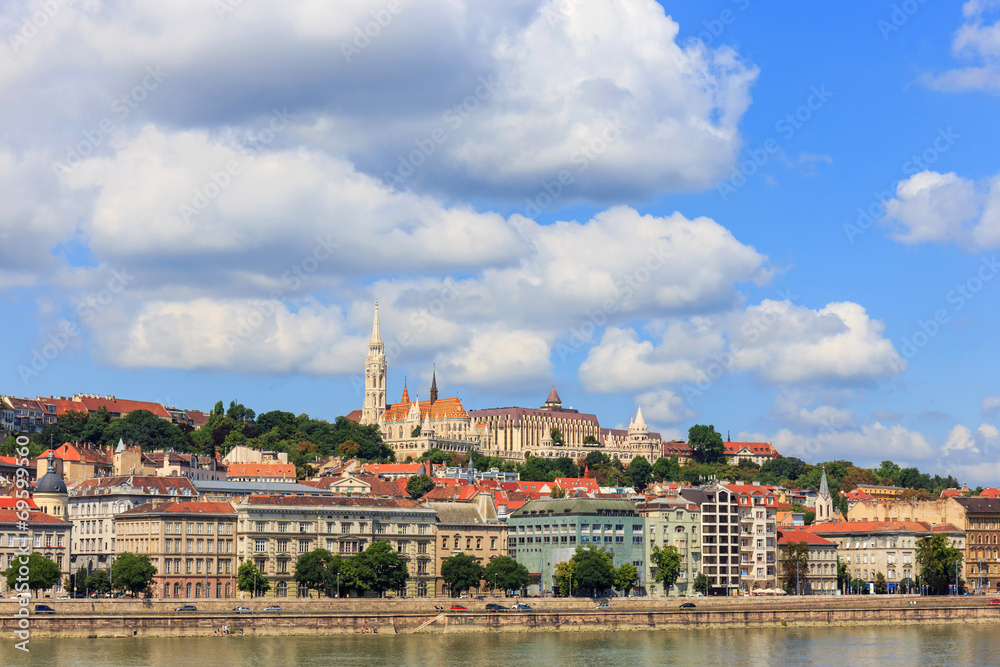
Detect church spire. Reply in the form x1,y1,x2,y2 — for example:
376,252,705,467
430,364,438,405
371,299,382,343
819,467,830,498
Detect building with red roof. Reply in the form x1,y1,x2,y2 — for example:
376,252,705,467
36,442,113,484
723,441,780,467
225,462,296,483
724,482,779,593
776,528,838,595
0,509,72,597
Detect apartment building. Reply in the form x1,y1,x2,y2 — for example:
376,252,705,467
729,482,779,593
636,495,701,597
0,509,72,598
424,493,507,596
777,529,838,595
114,501,237,599
680,482,741,595
233,495,437,598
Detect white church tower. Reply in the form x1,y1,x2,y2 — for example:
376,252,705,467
815,467,834,523
361,300,387,425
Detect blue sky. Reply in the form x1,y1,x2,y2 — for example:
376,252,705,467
2,0,1000,482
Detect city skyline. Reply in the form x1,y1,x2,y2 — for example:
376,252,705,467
3,2,1000,482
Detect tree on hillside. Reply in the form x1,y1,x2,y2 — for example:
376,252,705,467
406,474,435,499
549,427,565,446
651,545,682,594
294,549,341,597
441,553,485,597
688,425,725,464
627,456,652,490
779,542,810,595
758,456,807,484
652,456,680,483
583,435,600,447
483,556,530,594
237,560,270,598
3,553,61,597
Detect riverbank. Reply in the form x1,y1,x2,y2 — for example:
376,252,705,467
3,597,999,638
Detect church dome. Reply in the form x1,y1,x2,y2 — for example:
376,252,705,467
35,451,67,495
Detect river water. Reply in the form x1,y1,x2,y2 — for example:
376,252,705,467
1,624,992,666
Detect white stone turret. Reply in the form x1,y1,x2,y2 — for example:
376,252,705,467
361,300,387,425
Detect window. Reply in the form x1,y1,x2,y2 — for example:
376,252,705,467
197,523,203,535
277,539,289,553
255,539,266,553
187,523,193,535
299,523,310,533
206,524,213,535
299,539,310,552
278,522,289,533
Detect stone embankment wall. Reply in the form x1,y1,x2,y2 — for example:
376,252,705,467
3,598,999,638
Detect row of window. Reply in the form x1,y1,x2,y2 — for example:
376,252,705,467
161,558,233,575
4,533,64,548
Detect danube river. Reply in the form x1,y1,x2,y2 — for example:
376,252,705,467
1,623,992,666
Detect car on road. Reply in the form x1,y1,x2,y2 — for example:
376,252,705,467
511,603,533,611
679,602,696,609
56,595,71,599
34,604,56,614
988,599,1000,606
595,603,612,610
233,606,253,613
175,605,198,612
263,605,282,612
485,603,507,611
450,604,468,611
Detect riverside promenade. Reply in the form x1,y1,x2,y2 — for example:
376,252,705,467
3,596,999,638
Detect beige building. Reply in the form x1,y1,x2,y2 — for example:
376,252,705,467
423,493,507,596
114,501,237,599
233,495,438,598
0,509,72,598
636,495,702,597
804,520,964,592
777,529,838,595
680,482,742,595
729,482,779,593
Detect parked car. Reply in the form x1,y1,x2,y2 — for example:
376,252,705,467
595,603,612,610
175,605,198,612
679,602,696,609
233,606,253,614
450,604,468,611
263,605,283,612
988,599,1000,606
485,603,507,611
511,603,533,611
56,595,71,599
34,604,56,614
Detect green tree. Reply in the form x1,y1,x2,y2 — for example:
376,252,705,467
237,560,270,598
627,456,652,490
758,456,807,484
874,571,888,594
86,568,111,595
550,427,565,446
410,425,422,438
417,448,452,465
688,424,725,464
850,577,868,594
341,541,408,597
406,474,435,499
652,456,681,483
554,561,577,596
550,485,566,498
582,435,600,447
73,565,89,595
294,549,341,597
483,556,530,594
650,545,682,594
3,553,61,597
836,557,850,589
613,562,639,596
916,534,963,595
112,552,157,597
571,545,614,596
779,542,810,594
441,553,485,597
693,572,710,595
